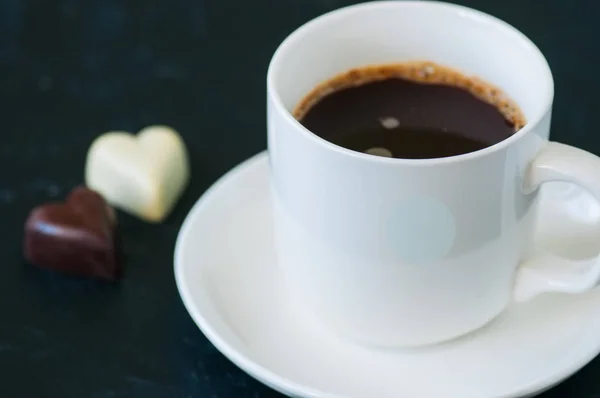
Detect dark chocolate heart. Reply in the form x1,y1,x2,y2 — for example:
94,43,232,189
24,186,122,281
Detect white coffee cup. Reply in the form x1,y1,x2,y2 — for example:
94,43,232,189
267,1,600,347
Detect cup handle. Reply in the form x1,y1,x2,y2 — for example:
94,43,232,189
514,142,600,302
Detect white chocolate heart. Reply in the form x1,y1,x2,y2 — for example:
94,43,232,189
85,125,190,223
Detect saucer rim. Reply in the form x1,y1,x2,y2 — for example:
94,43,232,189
174,151,600,398
175,152,333,398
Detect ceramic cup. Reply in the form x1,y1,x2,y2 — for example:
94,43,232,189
267,1,600,347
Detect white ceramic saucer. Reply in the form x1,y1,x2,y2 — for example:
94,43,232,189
175,152,600,398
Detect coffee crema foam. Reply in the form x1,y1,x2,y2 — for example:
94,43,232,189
293,61,526,130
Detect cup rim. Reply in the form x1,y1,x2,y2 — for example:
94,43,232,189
266,0,555,166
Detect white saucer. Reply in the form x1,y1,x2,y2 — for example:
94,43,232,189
175,152,600,398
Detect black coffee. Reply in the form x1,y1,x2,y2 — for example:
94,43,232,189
294,62,525,159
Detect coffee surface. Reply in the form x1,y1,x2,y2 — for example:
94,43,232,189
295,62,526,159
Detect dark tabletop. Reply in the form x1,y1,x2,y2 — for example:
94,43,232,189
1,0,599,397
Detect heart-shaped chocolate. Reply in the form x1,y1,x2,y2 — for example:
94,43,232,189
24,186,122,281
85,125,190,223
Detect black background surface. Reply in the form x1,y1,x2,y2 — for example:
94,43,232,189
1,0,598,397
